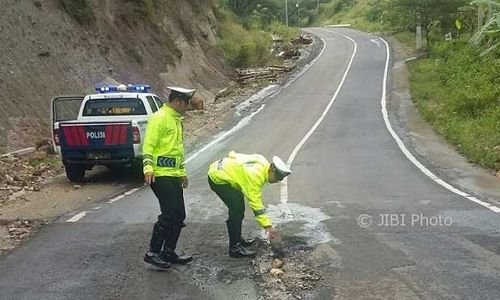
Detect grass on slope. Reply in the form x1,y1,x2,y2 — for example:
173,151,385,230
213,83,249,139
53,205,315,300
408,42,500,171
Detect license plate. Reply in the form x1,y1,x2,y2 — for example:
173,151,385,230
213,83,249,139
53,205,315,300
86,151,111,160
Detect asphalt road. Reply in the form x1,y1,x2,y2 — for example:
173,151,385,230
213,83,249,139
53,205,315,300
1,28,500,300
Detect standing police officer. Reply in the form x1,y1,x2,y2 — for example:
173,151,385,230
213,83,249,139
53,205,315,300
207,151,292,258
143,86,195,269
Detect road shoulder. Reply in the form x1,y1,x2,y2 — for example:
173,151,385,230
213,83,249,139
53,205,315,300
386,36,500,205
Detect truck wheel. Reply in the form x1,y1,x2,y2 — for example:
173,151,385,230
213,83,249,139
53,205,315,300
65,165,85,182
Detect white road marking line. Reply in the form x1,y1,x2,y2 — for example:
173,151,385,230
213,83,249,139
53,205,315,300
66,211,87,223
107,195,124,204
124,187,140,196
378,37,500,213
93,206,101,210
107,187,141,204
280,32,358,203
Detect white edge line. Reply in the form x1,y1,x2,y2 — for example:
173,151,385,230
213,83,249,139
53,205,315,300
107,187,141,204
124,187,141,196
107,195,124,204
379,37,500,213
66,211,87,222
281,32,358,204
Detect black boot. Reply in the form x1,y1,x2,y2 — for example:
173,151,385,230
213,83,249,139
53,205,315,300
229,242,256,258
240,237,256,247
160,225,193,264
144,252,171,269
227,219,256,258
160,247,193,264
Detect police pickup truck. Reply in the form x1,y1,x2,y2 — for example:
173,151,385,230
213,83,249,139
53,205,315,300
51,84,163,182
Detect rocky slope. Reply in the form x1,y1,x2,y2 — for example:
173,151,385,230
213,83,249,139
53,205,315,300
0,0,229,152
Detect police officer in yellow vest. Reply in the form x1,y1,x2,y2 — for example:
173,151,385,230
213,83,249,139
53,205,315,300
208,151,292,257
143,86,195,269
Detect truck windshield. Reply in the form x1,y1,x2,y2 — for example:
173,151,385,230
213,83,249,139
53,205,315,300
83,98,147,116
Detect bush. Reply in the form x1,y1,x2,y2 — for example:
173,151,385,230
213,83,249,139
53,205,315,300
59,0,94,24
269,21,300,41
218,20,271,68
408,41,500,171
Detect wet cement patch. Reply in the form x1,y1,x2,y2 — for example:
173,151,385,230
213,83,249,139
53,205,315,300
266,202,337,246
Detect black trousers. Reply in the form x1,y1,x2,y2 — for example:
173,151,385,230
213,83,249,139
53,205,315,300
149,176,186,253
208,177,244,246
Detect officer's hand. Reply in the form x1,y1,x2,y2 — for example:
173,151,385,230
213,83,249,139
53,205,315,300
181,176,189,189
144,172,155,185
265,227,277,240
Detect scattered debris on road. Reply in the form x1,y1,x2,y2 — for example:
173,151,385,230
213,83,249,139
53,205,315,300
0,219,48,255
254,237,326,300
291,34,313,45
0,150,62,207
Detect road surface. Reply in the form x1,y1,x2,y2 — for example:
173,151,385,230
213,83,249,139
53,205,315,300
1,28,499,300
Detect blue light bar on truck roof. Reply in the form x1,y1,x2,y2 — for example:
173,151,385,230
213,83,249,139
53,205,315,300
95,84,151,93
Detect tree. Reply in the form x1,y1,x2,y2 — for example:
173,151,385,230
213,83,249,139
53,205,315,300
385,0,468,48
471,0,500,56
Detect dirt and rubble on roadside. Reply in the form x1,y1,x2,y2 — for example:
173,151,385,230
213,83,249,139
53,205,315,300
0,33,324,257
252,235,333,300
0,148,61,206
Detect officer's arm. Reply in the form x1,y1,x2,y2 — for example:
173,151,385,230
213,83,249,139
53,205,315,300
142,115,161,174
244,185,272,228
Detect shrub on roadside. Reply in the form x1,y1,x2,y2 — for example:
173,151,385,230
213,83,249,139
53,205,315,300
408,41,500,171
217,13,272,68
269,21,300,41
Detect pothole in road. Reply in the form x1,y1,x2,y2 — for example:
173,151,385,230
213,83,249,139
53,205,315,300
254,202,340,299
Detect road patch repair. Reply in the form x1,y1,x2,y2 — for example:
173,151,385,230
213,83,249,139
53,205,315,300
252,202,340,299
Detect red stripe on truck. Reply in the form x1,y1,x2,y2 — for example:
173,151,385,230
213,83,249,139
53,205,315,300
112,125,120,145
78,127,88,145
105,125,113,145
63,127,75,146
119,125,127,144
70,127,81,145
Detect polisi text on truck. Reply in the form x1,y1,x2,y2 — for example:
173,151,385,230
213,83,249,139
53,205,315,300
87,131,105,139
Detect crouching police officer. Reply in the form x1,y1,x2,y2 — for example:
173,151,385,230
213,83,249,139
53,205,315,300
143,86,195,269
207,151,292,258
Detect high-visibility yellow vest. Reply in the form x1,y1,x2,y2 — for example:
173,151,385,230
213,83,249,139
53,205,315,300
143,105,186,177
208,151,272,228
